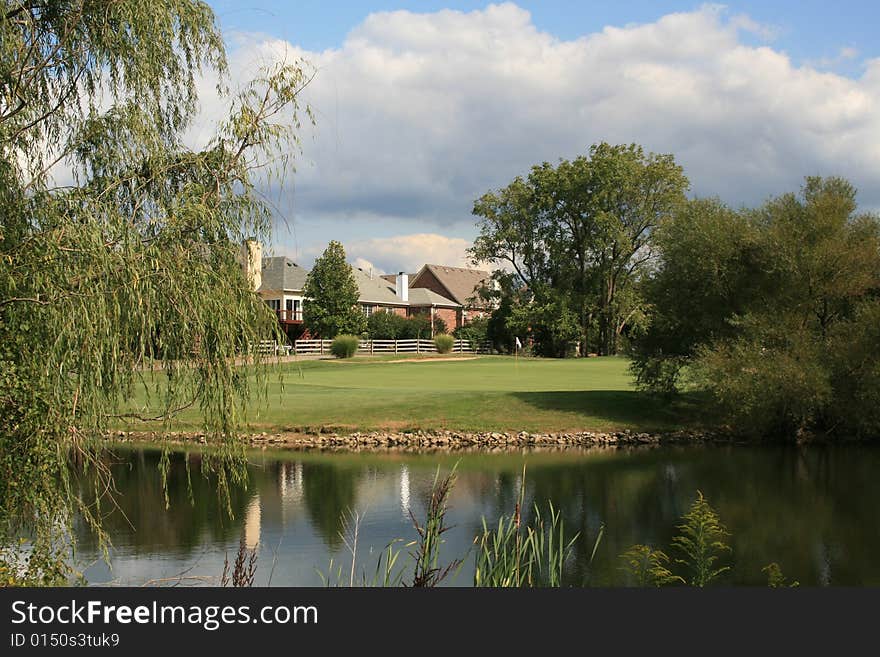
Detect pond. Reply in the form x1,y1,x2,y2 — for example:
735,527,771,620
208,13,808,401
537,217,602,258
74,444,880,586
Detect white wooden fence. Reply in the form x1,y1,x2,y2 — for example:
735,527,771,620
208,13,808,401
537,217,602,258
284,338,492,355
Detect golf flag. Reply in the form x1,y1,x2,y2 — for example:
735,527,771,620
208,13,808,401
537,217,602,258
515,336,522,351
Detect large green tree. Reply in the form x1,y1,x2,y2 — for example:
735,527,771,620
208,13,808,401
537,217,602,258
0,1,312,583
634,178,880,439
471,143,688,356
302,241,367,338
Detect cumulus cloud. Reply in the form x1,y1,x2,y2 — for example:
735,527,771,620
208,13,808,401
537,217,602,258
203,1,880,240
352,256,380,274
807,46,862,72
345,233,474,274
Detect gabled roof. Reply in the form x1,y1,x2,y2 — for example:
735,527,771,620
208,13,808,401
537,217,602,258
259,256,308,293
380,273,417,285
407,288,460,307
411,264,491,307
258,258,473,308
352,267,408,306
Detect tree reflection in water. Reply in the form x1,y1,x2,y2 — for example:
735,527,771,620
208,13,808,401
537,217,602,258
73,445,880,586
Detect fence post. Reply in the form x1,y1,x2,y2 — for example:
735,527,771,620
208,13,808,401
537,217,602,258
395,339,398,354
320,340,324,355
417,338,420,354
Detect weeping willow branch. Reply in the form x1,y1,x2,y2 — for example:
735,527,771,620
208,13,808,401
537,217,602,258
0,0,315,585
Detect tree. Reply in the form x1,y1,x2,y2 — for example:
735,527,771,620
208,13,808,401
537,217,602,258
302,241,366,338
471,270,517,353
471,143,688,356
0,1,312,583
630,197,765,392
634,177,880,439
301,462,359,549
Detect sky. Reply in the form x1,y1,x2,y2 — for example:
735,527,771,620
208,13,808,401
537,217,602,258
198,1,880,273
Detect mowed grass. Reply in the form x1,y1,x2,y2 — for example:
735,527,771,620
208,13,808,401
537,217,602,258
126,355,700,434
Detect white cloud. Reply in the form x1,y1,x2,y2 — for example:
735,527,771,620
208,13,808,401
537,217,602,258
352,256,381,274
729,12,779,42
806,45,862,72
199,1,880,236
345,233,474,274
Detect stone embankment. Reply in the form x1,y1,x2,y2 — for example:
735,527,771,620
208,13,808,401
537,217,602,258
106,428,724,451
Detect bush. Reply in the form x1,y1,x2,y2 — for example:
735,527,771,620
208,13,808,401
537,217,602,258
400,315,431,339
434,333,454,354
692,322,831,438
367,311,433,340
330,334,359,359
367,310,404,339
454,316,488,348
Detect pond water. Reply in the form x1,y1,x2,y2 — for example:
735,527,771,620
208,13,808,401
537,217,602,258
75,444,880,586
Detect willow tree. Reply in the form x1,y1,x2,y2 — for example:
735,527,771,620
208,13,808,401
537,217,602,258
0,1,312,583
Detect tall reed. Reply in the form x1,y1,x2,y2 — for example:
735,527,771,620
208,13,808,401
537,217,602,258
473,466,600,587
318,466,462,587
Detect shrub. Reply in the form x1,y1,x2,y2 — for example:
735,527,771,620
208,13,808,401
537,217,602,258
692,322,831,438
434,333,454,354
330,334,359,358
400,315,432,339
367,310,404,339
454,316,488,349
367,312,433,340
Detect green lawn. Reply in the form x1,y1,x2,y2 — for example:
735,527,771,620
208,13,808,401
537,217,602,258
127,355,700,434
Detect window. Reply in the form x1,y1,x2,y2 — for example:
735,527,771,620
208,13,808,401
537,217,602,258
265,299,281,311
361,304,375,317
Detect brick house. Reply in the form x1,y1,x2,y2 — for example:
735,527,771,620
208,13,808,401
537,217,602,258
238,242,485,337
351,267,409,318
370,269,460,334
408,264,494,326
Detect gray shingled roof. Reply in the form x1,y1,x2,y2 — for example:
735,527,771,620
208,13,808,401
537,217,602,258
352,267,408,305
407,287,459,307
258,258,466,308
258,256,308,293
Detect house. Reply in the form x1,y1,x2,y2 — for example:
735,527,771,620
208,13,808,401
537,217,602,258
238,241,487,337
408,264,494,326
257,255,309,339
363,269,461,333
351,267,409,317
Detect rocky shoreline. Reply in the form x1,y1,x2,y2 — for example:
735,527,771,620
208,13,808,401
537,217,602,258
103,428,731,452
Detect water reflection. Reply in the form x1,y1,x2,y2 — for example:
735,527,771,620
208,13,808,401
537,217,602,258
75,445,880,586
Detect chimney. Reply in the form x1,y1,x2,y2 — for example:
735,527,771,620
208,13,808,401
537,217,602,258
395,272,409,302
239,239,262,291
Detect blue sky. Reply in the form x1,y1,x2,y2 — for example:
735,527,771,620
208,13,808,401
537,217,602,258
200,2,880,272
209,1,878,75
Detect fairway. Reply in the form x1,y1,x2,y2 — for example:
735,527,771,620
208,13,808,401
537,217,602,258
129,356,697,434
